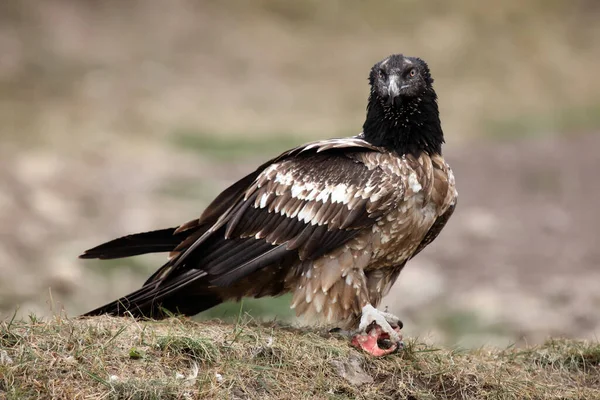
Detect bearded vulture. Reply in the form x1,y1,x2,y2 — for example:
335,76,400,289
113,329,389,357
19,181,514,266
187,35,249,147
80,54,458,356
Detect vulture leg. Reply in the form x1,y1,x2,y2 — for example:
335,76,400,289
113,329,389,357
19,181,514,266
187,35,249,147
351,304,403,356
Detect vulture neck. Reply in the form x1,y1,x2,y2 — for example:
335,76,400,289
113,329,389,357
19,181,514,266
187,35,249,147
362,90,444,157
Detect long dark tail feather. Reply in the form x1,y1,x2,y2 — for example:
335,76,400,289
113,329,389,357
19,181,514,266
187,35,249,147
79,228,184,260
82,271,223,319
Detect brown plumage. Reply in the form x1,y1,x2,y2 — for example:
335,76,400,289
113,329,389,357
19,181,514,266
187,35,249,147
80,54,457,356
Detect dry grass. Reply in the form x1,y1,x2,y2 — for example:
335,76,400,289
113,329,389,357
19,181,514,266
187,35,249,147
1,315,599,399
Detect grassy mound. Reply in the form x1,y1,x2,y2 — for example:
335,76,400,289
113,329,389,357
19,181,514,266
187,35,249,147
1,315,599,399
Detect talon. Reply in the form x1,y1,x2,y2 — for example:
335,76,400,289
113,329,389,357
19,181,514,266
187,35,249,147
380,311,403,331
358,305,402,341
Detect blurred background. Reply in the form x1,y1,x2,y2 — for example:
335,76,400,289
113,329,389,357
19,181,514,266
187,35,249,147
1,0,599,348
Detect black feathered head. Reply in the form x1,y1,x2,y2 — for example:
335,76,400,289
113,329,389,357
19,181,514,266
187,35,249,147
368,54,434,106
363,54,443,156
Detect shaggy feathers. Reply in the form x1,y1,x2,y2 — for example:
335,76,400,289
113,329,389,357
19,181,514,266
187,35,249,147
81,54,457,326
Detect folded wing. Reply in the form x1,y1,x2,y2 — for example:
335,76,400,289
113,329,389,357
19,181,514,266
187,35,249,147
82,137,398,318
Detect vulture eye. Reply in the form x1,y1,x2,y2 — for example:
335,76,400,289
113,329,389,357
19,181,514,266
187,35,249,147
409,68,417,77
378,69,387,80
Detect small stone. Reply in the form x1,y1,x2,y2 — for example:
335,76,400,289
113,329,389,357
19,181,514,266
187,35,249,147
330,355,373,386
0,350,13,365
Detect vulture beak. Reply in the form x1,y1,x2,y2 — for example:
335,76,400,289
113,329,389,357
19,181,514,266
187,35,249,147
387,75,401,105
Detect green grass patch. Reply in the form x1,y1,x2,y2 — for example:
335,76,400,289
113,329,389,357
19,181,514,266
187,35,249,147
157,335,219,364
169,130,308,160
197,295,295,322
436,309,510,345
155,178,219,202
484,102,600,140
